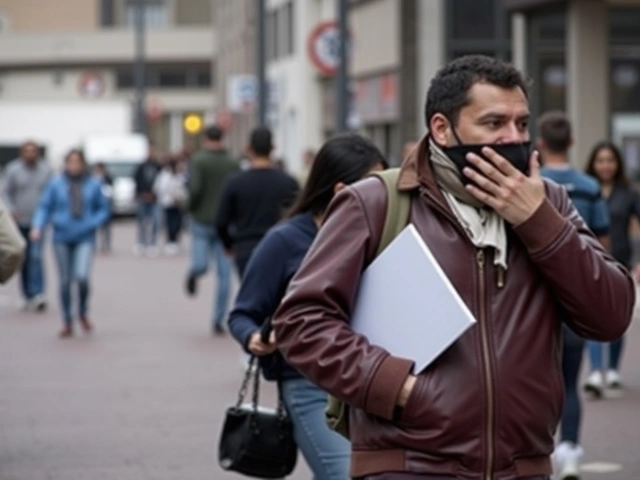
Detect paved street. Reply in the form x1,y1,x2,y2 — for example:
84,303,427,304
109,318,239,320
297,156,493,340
1,220,639,480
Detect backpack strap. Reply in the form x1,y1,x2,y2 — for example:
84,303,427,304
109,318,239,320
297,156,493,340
371,168,412,256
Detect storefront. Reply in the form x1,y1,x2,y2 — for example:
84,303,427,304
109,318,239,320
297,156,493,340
506,0,640,170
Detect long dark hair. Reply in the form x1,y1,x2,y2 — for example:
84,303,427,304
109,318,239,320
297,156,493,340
585,141,628,187
288,133,384,218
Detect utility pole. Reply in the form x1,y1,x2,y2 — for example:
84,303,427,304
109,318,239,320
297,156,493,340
256,0,267,126
335,0,349,132
133,0,146,134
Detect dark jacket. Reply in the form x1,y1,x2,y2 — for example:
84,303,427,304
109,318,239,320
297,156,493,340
606,184,640,268
134,160,161,200
272,138,635,479
228,212,317,381
187,148,239,225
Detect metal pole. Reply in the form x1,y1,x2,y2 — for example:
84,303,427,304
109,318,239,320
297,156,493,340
133,0,146,134
335,0,349,133
256,0,267,126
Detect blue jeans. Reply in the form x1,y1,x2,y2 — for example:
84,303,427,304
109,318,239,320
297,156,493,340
137,202,159,247
280,377,350,480
560,325,584,445
53,242,94,325
189,221,231,327
18,226,45,299
587,339,624,371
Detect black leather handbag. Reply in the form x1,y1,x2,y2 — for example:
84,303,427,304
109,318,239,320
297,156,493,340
218,356,298,478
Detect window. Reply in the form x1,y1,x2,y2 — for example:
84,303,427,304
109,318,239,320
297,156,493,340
0,10,10,33
115,64,212,90
100,0,114,27
446,0,512,62
158,70,187,88
451,0,495,40
126,1,168,28
266,11,278,61
611,59,640,113
196,68,212,87
610,8,640,45
284,1,295,56
537,56,567,113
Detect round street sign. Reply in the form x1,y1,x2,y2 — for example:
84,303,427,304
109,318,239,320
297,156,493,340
183,113,203,135
307,21,342,76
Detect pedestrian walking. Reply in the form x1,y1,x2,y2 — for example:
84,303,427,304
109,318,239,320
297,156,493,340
228,133,385,480
154,156,187,255
583,141,640,392
31,149,110,338
216,127,299,278
92,163,114,254
134,147,162,257
185,125,239,335
2,140,52,310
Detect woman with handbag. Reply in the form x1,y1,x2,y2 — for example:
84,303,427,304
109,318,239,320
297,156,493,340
227,133,385,479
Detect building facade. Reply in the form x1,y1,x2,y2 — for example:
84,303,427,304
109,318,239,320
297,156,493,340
507,0,640,172
0,0,215,160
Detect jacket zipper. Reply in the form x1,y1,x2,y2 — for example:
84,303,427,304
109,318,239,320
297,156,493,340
477,249,495,480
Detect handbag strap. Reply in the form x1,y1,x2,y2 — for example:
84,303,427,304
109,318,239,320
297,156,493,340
235,356,261,410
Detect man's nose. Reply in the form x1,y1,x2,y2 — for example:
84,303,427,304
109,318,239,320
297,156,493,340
501,124,528,143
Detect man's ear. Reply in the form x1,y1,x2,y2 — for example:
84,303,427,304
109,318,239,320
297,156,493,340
333,182,346,194
430,113,452,146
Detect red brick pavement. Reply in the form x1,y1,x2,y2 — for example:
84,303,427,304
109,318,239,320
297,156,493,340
0,221,638,480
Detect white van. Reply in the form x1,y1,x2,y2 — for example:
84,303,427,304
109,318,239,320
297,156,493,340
83,134,149,215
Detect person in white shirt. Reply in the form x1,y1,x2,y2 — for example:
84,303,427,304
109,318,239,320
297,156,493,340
153,158,187,255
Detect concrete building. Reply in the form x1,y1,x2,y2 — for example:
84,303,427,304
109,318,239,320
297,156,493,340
506,0,640,173
213,0,255,157
0,0,215,159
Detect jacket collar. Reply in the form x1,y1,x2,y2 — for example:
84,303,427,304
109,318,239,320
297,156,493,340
397,134,450,206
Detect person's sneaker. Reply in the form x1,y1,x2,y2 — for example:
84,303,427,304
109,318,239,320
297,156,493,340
583,370,604,398
59,325,74,338
185,275,198,297
164,243,179,256
606,369,622,389
213,324,226,336
553,442,583,480
30,294,47,312
79,317,93,333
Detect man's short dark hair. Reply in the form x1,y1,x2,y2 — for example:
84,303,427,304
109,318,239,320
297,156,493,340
425,55,530,128
205,125,224,142
249,127,273,157
538,111,572,154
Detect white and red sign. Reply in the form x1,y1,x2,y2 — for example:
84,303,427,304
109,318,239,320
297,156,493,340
307,21,342,76
78,71,105,98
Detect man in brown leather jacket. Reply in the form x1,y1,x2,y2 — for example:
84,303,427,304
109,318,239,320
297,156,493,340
272,56,635,480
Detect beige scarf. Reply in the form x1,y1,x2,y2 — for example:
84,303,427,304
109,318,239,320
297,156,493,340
429,139,508,269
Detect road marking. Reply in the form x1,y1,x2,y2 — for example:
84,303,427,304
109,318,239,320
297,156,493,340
581,462,623,473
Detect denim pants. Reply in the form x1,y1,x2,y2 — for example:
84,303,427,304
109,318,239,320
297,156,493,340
164,207,183,243
18,226,45,300
560,325,585,445
137,202,159,247
53,241,94,325
587,339,624,371
189,221,231,327
280,377,350,480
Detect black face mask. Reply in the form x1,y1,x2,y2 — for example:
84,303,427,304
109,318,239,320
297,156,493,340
440,126,532,185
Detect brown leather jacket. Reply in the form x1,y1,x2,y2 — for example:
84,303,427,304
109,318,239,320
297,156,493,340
273,139,635,480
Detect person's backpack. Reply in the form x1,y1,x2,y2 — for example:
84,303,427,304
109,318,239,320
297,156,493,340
325,167,412,439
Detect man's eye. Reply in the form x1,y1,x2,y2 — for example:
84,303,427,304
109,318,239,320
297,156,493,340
518,121,529,131
486,120,501,129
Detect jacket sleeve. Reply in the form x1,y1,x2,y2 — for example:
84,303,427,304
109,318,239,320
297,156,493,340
0,197,25,283
513,182,634,341
187,159,203,212
228,231,290,352
91,182,111,229
273,187,414,421
31,181,55,231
